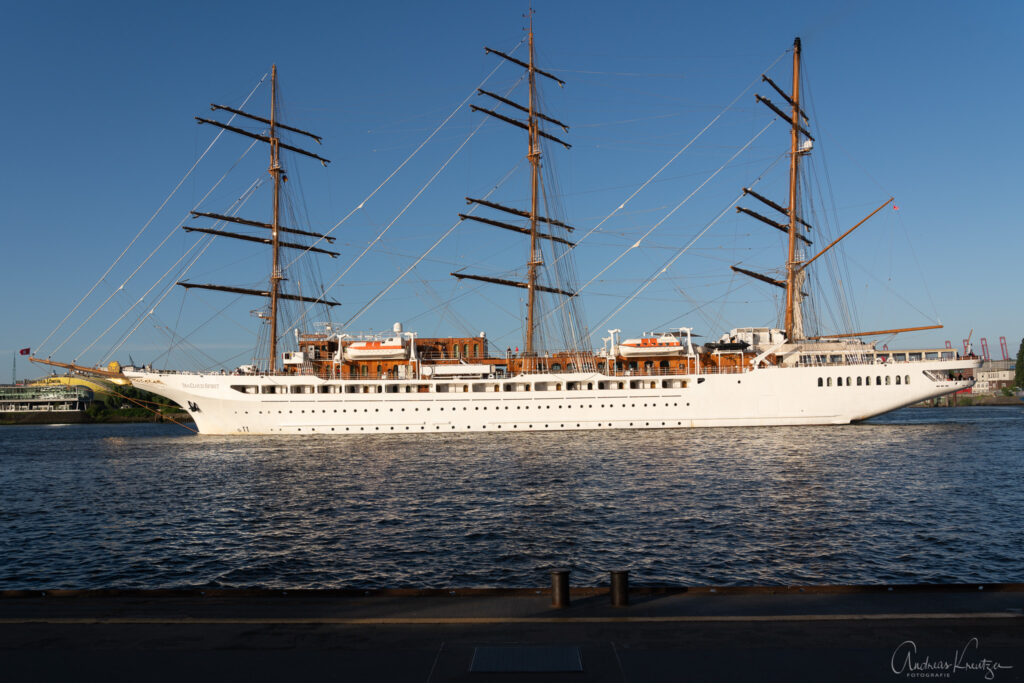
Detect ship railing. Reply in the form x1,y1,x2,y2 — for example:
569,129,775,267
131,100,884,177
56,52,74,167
793,354,963,368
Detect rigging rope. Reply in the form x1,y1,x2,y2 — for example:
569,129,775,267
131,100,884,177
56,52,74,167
35,73,268,357
97,181,263,365
558,120,776,336
591,165,771,334
551,49,788,266
281,40,526,270
52,147,261,361
74,176,261,363
342,165,520,329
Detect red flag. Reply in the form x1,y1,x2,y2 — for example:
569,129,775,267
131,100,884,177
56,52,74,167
19,348,30,356
892,205,899,211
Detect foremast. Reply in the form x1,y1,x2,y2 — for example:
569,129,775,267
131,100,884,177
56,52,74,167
185,66,339,373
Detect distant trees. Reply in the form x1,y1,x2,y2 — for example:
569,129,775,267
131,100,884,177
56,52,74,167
1016,338,1024,389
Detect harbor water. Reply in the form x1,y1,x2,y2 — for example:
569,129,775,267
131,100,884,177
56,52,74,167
1,406,1021,589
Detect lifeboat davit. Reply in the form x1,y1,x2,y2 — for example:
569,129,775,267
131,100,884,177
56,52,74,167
344,336,408,361
618,334,684,358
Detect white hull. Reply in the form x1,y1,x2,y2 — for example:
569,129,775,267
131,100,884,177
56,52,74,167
127,358,979,435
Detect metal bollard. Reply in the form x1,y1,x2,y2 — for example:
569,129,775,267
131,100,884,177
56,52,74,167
550,568,570,609
610,570,629,607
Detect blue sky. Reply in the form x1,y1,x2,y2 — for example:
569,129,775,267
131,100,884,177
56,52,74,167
3,0,1022,375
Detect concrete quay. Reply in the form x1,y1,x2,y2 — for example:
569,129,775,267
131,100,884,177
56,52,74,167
1,583,1022,682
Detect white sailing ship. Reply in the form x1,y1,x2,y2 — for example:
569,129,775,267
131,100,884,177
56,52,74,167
36,28,979,434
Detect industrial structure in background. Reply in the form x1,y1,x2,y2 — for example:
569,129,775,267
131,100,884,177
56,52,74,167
972,359,1016,395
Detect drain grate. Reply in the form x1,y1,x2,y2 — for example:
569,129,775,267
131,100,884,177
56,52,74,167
470,646,583,673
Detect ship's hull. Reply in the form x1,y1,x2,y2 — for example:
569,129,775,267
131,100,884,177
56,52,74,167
127,358,979,435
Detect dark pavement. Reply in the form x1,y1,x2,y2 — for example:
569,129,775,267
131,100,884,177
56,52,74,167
2,584,1022,682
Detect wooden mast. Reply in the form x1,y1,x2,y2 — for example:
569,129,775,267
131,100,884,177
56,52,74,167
453,15,573,361
783,37,802,341
525,13,540,356
192,66,336,372
268,64,283,373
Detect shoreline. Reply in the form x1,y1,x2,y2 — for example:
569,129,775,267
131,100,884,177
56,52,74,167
0,412,194,426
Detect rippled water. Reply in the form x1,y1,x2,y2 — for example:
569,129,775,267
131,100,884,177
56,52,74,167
1,406,1022,589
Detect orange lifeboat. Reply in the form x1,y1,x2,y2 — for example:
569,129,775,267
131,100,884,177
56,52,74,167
618,333,684,358
344,336,408,361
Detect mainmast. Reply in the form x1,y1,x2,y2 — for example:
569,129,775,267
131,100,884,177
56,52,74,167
184,66,339,373
269,65,283,372
451,13,574,359
525,18,540,355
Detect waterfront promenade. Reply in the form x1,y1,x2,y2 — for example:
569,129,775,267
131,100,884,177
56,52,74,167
2,584,1021,682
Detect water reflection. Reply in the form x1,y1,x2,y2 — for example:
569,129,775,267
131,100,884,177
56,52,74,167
0,407,1021,589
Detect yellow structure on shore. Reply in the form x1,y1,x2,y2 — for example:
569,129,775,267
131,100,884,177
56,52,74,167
31,367,129,403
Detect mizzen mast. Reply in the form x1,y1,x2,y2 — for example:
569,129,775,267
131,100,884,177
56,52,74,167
732,37,813,341
783,37,803,341
452,12,573,357
187,65,338,373
733,39,901,341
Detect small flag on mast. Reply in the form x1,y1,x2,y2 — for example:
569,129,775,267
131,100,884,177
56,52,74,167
19,348,30,356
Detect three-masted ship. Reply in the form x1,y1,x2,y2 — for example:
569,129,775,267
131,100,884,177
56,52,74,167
37,30,980,434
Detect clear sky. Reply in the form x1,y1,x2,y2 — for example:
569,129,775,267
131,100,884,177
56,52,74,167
3,0,1022,376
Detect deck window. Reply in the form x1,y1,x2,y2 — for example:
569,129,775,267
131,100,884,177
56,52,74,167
856,377,862,386
885,376,891,385
818,378,823,387
876,376,882,386
905,375,911,385
827,377,832,386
